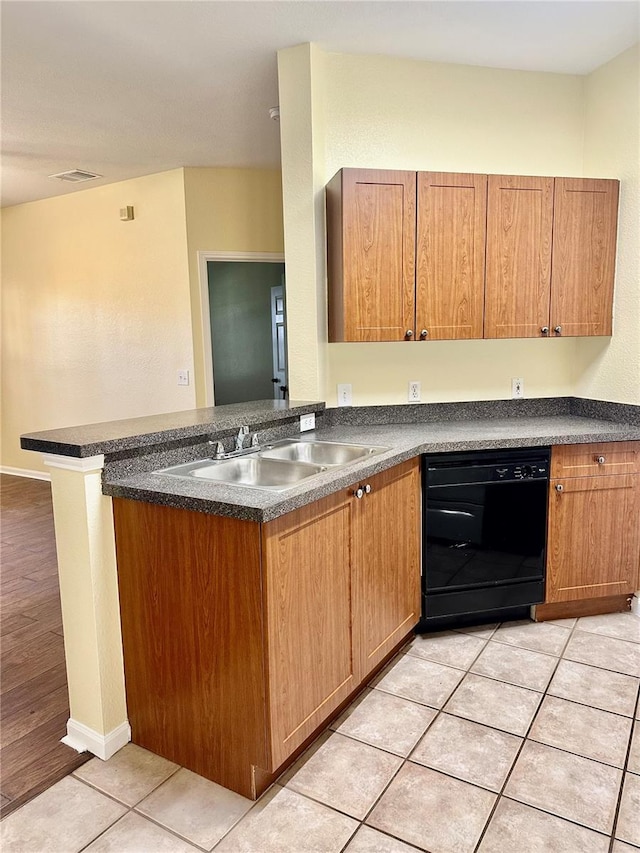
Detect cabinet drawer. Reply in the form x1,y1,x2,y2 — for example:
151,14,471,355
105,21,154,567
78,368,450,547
551,442,640,478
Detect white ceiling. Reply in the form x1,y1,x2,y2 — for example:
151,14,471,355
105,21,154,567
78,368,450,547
2,0,638,208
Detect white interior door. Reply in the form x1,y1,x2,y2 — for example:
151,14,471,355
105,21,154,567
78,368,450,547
271,283,287,399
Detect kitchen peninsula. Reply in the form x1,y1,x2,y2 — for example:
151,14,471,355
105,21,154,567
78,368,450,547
21,397,640,798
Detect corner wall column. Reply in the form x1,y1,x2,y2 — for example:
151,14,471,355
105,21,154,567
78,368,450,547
43,453,130,760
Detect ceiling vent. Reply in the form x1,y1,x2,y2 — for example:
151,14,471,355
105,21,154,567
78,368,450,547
48,169,103,183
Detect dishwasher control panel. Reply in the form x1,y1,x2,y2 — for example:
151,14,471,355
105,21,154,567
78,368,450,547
498,463,548,480
426,448,551,488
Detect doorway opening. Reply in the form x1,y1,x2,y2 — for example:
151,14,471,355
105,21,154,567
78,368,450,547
205,258,287,406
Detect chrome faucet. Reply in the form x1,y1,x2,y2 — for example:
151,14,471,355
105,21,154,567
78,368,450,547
208,426,260,460
211,440,225,459
235,425,249,451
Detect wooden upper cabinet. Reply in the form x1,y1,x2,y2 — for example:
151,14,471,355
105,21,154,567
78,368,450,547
484,175,554,338
326,169,619,343
327,169,416,341
550,178,619,337
416,172,486,340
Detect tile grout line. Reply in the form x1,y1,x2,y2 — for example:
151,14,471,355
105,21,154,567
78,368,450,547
338,625,500,851
15,614,637,852
607,687,640,853
70,764,217,853
473,616,640,850
275,630,493,853
471,614,582,851
335,622,582,852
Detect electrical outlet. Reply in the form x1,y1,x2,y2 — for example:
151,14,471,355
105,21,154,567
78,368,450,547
300,413,315,432
177,369,190,386
337,383,352,406
512,377,524,398
408,381,421,403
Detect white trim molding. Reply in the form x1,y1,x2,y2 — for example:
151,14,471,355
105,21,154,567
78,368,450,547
631,594,640,617
0,465,51,481
197,250,286,407
62,719,131,761
43,453,105,473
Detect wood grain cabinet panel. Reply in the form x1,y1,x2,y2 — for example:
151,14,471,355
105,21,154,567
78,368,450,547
484,175,554,338
327,169,619,344
416,172,486,340
113,458,421,799
545,441,640,608
262,494,356,768
550,178,619,337
113,501,268,798
327,169,416,341
551,441,640,479
546,473,639,602
352,460,421,679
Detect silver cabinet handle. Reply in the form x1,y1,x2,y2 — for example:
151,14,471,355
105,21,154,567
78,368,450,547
541,326,550,336
353,487,364,499
596,456,606,465
420,329,428,339
405,330,414,339
554,325,562,335
555,483,564,493
364,484,372,494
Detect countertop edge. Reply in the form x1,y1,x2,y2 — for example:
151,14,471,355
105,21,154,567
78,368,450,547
103,420,640,523
20,401,326,458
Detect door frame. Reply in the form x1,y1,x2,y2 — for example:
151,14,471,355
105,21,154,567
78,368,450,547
197,250,285,407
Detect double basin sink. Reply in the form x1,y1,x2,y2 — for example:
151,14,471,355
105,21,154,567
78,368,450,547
159,439,390,492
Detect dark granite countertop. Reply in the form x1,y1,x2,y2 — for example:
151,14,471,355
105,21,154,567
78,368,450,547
103,414,640,523
20,400,325,457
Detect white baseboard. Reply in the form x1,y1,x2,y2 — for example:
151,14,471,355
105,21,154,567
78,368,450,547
62,718,131,761
0,465,51,481
631,594,640,617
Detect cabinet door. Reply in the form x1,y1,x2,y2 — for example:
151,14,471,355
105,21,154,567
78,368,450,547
550,178,619,337
416,172,486,340
484,175,554,338
352,459,421,679
327,168,416,342
546,474,639,602
262,490,356,768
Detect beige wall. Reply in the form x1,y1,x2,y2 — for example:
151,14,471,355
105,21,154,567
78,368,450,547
278,45,638,406
1,169,194,473
575,44,640,404
1,166,286,473
183,168,284,405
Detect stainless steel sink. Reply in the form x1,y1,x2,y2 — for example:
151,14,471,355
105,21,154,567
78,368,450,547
159,456,326,492
158,439,390,492
259,439,389,466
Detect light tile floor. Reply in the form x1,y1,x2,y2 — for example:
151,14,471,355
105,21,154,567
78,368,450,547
2,612,640,853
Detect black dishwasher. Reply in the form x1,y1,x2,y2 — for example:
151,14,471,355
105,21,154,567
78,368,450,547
421,447,550,626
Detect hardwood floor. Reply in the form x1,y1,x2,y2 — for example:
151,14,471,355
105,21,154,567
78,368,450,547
1,474,90,818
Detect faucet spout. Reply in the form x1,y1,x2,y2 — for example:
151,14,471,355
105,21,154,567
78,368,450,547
235,425,249,451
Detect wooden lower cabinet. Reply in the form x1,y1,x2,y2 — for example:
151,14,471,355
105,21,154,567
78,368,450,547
112,458,420,799
352,461,421,678
543,443,640,612
262,492,357,770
